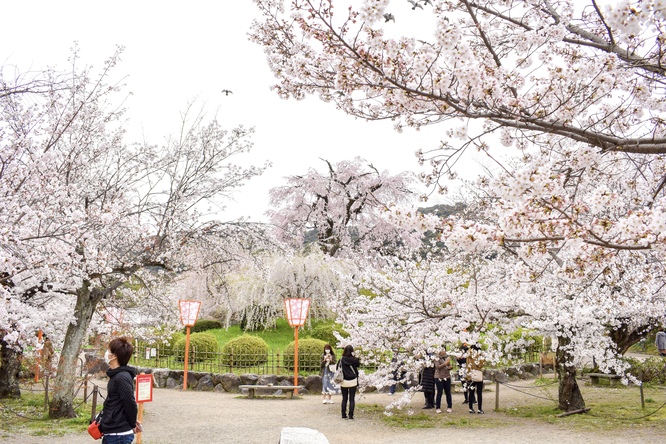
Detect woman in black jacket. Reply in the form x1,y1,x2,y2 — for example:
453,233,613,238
338,345,360,419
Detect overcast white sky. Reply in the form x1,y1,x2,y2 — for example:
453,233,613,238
1,1,474,221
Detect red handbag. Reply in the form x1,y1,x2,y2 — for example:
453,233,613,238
87,411,103,440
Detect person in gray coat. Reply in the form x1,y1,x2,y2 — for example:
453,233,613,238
656,329,666,357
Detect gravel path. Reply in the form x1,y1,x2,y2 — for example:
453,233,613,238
3,378,665,444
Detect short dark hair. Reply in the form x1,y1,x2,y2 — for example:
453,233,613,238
342,344,354,357
109,337,133,366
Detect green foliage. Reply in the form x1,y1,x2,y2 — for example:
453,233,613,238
221,335,269,367
305,321,348,346
188,319,223,333
283,338,327,372
173,332,218,362
626,357,666,384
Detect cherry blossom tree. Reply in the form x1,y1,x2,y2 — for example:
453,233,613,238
0,50,267,416
268,157,421,257
252,0,666,174
252,0,666,411
205,248,355,330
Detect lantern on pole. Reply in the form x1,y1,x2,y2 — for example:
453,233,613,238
178,300,201,390
284,298,310,395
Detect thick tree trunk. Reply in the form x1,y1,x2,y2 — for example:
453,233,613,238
0,337,22,399
608,322,652,355
556,335,586,412
49,281,102,418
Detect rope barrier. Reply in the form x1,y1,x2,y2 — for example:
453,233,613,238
498,381,557,402
587,399,666,421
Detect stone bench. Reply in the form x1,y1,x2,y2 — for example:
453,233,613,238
279,427,329,443
587,373,622,386
239,384,304,399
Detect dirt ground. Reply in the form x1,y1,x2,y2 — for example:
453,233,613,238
2,376,665,444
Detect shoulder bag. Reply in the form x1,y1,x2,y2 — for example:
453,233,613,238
87,411,103,440
333,362,344,384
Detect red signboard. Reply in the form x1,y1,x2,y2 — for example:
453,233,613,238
135,373,153,403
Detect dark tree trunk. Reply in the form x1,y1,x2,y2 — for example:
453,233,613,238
0,337,22,399
556,335,586,411
49,281,103,418
608,322,653,355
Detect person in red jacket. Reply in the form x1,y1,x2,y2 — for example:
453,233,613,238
99,337,142,444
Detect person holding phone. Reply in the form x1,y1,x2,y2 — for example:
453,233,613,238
320,343,339,404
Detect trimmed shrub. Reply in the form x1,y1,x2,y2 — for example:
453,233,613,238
283,338,327,372
221,335,269,367
173,332,218,363
305,322,348,346
166,331,185,354
188,319,223,333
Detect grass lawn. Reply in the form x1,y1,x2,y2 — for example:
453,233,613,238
206,318,297,350
0,391,92,437
358,379,666,432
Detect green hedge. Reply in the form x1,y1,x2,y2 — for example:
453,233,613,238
173,332,218,363
221,335,269,367
187,319,223,333
283,338,327,372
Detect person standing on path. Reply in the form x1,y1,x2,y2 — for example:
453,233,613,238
656,329,666,357
99,337,142,444
320,344,339,404
466,344,485,415
457,344,475,405
339,345,360,419
434,348,453,413
420,356,435,410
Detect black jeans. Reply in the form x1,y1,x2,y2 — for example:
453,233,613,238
468,381,483,410
435,378,452,409
341,386,357,418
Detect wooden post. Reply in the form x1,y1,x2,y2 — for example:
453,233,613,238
34,329,43,383
183,325,191,390
495,381,500,411
90,386,98,422
43,374,49,412
640,383,645,409
137,402,144,444
539,355,543,379
83,377,88,404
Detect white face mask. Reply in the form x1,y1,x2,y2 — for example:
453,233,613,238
104,350,114,365
325,350,330,355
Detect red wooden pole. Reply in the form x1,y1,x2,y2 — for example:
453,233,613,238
183,325,191,390
293,327,299,396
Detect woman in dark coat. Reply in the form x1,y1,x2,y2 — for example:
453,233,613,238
339,344,360,419
420,358,435,409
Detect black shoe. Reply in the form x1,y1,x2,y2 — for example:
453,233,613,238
469,409,476,414
422,406,434,409
462,400,468,404
349,416,354,420
342,415,347,419
478,410,484,414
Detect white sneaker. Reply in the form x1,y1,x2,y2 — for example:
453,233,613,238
436,409,442,414
322,399,327,404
